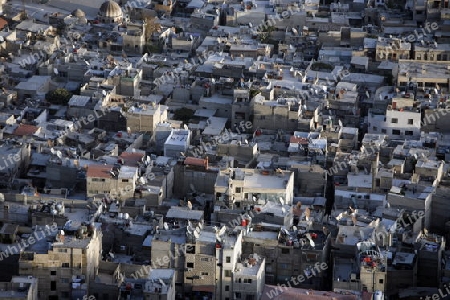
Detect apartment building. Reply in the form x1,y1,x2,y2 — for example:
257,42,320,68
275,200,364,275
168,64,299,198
118,269,176,300
86,164,138,199
126,103,169,133
413,43,450,61
19,223,102,300
164,129,191,158
243,226,330,290
231,89,252,130
375,37,411,61
397,60,450,89
368,97,421,139
252,95,300,132
184,226,217,299
415,232,445,287
232,254,266,300
0,276,38,300
214,168,295,209
0,142,31,189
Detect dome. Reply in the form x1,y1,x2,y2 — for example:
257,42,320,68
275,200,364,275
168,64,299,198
72,9,85,18
98,0,123,18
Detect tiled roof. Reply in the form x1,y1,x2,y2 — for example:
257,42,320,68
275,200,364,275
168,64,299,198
86,164,113,178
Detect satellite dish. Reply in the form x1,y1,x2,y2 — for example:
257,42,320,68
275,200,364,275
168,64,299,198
109,252,115,258
338,119,343,127
54,68,59,74
0,36,4,42
281,207,286,214
163,222,169,230
293,226,297,231
187,201,192,210
218,225,226,236
306,233,315,247
183,124,188,130
158,279,166,286
50,148,56,154
56,150,63,159
102,90,107,96
193,230,200,239
84,60,90,65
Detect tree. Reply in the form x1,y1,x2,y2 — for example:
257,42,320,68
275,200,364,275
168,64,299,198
46,88,72,105
144,16,161,41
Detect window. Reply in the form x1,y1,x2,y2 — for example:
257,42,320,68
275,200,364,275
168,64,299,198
225,270,232,277
244,279,252,284
122,179,129,183
405,130,414,136
281,248,290,254
58,249,67,253
186,245,195,254
103,294,109,300
187,263,194,268
392,129,401,135
225,286,230,291
391,118,398,123
408,119,414,124
51,281,56,291
61,291,70,298
379,279,384,284
60,278,69,283
279,263,289,269
381,129,387,134
260,116,265,120
235,293,242,299
246,296,255,300
226,256,231,263
372,126,377,131
201,258,209,262
50,271,56,276
62,263,70,268
201,272,208,276
235,187,242,193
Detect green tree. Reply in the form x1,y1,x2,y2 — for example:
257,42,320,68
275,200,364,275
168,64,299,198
46,88,72,105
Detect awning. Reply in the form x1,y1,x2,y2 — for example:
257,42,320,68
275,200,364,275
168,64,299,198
192,285,215,293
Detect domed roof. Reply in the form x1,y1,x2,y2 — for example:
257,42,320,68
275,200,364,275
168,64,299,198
72,9,85,18
98,0,123,18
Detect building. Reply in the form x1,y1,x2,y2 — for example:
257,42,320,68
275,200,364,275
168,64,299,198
252,95,300,132
86,164,138,200
0,142,31,189
19,224,102,300
232,253,266,300
126,103,168,133
376,37,411,61
368,97,421,139
214,168,295,209
118,269,176,300
98,0,123,24
164,129,191,158
0,276,39,300
415,232,445,287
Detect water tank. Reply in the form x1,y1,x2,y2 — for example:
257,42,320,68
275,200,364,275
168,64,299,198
374,291,383,300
